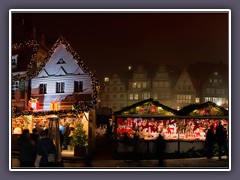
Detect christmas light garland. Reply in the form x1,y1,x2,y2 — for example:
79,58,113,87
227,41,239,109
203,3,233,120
12,36,101,118
12,40,39,81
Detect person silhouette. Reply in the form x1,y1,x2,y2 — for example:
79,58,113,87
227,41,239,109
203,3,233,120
205,125,215,159
17,129,35,167
34,129,58,167
216,121,228,160
156,132,166,167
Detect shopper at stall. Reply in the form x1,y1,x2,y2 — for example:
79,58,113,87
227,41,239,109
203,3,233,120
34,129,58,167
62,120,70,150
216,121,228,160
30,128,40,145
17,129,35,167
205,125,215,159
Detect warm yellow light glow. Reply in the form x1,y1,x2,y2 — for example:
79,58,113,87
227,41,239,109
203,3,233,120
217,100,222,106
50,101,59,110
104,77,109,82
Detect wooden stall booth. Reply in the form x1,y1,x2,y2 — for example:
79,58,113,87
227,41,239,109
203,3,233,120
113,99,229,157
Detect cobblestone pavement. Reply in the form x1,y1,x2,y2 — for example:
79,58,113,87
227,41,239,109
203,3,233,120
11,144,229,170
11,156,229,169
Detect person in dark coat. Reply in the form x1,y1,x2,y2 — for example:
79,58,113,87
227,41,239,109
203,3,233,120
132,132,139,161
17,129,35,167
205,125,215,159
156,133,166,167
34,129,58,167
62,121,70,150
216,121,228,159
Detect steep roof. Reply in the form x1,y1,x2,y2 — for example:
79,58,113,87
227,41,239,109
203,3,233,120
12,40,39,76
176,101,228,116
114,98,177,116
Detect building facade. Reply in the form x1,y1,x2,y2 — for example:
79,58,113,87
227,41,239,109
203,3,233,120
99,63,228,112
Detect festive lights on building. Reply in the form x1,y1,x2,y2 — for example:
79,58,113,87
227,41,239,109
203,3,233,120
12,36,101,118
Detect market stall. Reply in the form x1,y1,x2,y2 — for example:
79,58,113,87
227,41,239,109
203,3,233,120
114,99,228,154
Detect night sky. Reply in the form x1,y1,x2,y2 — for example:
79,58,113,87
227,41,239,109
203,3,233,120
12,12,229,81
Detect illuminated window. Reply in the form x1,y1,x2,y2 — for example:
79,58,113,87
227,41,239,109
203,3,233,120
39,83,47,94
129,94,133,100
134,94,139,100
142,82,147,88
137,83,141,88
142,92,150,99
214,72,218,76
56,82,65,93
153,93,158,99
104,77,109,82
74,81,83,92
133,82,137,88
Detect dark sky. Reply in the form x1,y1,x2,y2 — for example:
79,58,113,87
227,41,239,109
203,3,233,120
12,12,229,81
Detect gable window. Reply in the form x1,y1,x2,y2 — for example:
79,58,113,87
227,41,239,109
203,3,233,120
74,81,83,92
56,82,65,93
39,83,47,94
57,58,66,64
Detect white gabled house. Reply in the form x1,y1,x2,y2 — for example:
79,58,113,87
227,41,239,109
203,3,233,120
30,36,94,111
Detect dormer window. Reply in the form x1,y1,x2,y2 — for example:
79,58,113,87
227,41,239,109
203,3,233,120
12,55,18,68
57,58,66,64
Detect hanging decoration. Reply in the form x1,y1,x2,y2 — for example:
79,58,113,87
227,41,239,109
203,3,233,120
28,98,39,111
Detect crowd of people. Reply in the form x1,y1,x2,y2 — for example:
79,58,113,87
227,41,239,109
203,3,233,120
205,121,228,160
17,128,60,168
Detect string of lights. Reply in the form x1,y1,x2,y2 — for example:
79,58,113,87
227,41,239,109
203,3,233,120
12,36,101,118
